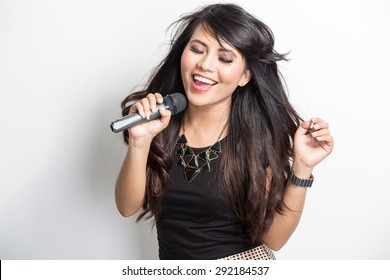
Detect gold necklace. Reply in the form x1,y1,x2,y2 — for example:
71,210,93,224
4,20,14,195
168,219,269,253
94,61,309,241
175,116,228,183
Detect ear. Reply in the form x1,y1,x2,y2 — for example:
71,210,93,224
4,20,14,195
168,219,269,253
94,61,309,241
239,69,251,87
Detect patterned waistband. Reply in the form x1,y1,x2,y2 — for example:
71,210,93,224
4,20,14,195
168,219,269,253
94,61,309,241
218,244,276,260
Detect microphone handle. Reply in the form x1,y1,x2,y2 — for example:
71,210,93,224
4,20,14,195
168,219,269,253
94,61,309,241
110,103,166,133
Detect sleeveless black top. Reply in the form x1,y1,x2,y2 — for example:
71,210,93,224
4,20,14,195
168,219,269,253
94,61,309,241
156,139,257,259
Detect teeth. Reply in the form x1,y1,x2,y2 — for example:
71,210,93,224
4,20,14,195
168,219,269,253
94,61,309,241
194,75,216,85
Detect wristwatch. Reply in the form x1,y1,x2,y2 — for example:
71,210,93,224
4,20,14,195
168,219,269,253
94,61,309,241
289,168,314,188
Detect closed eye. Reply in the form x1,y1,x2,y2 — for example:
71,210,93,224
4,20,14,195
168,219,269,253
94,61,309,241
190,47,203,54
219,57,233,63
190,45,233,63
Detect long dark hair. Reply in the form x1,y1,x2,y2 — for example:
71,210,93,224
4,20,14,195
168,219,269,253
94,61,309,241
120,3,301,244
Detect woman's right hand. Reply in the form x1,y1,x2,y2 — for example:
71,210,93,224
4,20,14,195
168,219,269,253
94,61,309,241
127,93,172,145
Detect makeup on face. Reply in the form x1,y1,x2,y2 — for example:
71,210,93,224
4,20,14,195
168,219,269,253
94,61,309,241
180,25,249,103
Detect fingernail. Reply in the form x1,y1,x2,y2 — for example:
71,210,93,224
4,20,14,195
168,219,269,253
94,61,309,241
305,122,313,135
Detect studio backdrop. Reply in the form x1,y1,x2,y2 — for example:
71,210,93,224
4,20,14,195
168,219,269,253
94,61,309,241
1,0,389,259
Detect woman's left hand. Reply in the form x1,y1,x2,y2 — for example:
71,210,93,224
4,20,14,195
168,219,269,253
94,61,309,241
293,118,334,172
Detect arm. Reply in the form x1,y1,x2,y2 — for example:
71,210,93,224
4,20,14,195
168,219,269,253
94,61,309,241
263,118,334,250
115,93,171,217
115,138,151,217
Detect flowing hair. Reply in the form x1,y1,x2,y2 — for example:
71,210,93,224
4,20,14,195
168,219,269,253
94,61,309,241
120,4,301,244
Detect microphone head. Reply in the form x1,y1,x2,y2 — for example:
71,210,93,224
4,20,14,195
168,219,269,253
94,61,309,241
166,93,187,115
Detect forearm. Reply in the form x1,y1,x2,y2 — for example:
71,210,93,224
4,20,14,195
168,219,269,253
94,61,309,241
114,93,173,217
262,163,312,251
263,118,333,251
115,139,151,217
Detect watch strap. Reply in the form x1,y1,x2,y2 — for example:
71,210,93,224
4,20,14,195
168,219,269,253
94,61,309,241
289,168,314,188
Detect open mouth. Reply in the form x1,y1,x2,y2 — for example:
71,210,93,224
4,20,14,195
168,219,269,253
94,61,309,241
193,74,218,86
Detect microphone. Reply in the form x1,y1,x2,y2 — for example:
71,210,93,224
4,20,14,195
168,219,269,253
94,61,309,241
110,93,187,133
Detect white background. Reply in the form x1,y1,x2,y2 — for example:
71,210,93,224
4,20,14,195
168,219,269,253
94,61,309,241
0,0,389,260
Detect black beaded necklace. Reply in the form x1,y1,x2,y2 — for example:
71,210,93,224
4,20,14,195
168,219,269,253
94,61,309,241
175,117,228,183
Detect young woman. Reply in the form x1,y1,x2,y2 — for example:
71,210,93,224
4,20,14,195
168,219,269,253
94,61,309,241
115,3,333,260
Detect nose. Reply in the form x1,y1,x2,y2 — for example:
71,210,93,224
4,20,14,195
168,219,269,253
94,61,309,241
196,54,215,72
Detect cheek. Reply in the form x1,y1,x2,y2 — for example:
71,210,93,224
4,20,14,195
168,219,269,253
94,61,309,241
180,50,193,74
180,52,189,86
220,67,245,85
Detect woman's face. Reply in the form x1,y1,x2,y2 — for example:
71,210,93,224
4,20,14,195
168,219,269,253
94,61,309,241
180,24,251,110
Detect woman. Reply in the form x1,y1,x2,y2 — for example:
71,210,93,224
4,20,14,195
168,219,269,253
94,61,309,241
115,3,333,260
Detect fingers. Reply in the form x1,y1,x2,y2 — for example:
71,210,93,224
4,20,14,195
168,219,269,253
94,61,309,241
130,93,164,120
302,117,334,150
300,118,326,135
300,119,313,131
158,106,172,127
309,118,328,139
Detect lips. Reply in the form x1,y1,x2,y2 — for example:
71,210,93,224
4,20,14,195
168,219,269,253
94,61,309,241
191,74,217,92
193,74,217,85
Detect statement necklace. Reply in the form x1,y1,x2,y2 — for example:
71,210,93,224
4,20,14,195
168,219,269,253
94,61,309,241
175,117,228,183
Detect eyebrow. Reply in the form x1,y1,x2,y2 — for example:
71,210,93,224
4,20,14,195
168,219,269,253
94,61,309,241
189,39,237,57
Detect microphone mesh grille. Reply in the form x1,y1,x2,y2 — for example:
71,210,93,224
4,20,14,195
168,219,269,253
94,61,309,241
169,93,187,115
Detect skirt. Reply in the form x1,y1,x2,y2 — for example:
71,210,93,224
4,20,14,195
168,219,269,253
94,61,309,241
218,244,276,260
